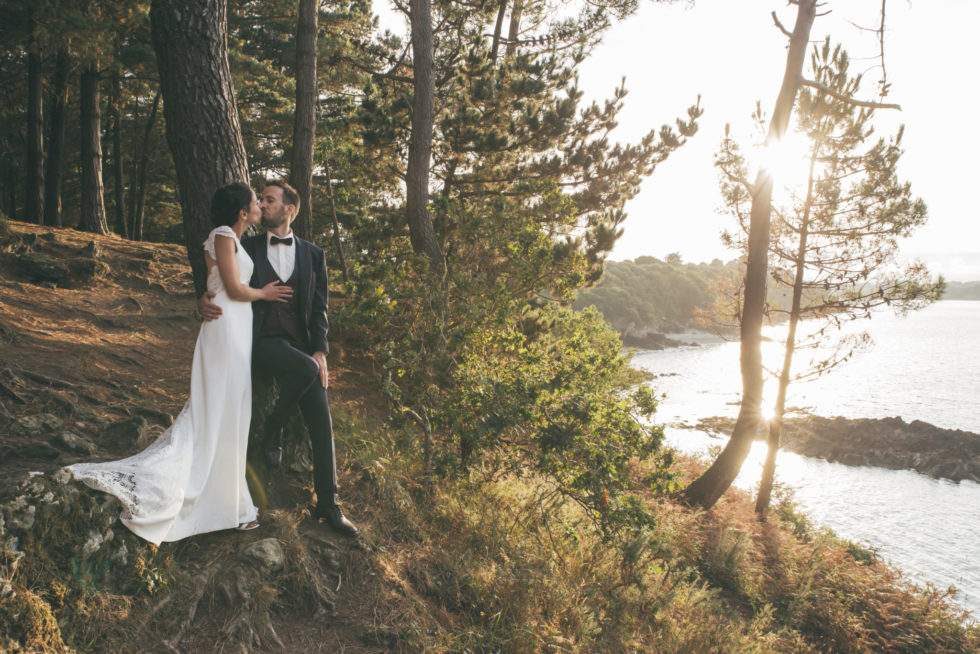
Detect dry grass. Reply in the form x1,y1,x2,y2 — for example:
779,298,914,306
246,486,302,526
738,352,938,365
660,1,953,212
2,220,977,653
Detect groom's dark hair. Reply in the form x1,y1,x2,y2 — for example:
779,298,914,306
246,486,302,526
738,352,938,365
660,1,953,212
211,182,253,227
264,179,300,213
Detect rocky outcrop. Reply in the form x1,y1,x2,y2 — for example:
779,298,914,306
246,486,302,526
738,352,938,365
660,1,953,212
689,415,980,483
1,468,152,653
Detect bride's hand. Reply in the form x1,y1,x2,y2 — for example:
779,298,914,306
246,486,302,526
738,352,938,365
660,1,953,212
260,281,293,303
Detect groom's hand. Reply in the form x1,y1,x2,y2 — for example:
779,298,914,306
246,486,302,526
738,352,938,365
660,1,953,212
197,292,222,321
313,351,328,389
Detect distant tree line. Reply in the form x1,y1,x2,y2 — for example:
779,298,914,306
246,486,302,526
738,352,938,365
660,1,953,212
942,281,980,300
572,255,738,334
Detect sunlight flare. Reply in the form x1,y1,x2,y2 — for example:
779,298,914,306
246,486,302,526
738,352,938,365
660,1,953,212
756,129,815,191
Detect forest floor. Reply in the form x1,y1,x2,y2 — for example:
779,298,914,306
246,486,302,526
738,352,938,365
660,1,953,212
2,218,978,654
0,219,395,652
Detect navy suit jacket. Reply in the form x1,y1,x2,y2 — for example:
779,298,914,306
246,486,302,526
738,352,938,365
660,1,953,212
242,233,330,354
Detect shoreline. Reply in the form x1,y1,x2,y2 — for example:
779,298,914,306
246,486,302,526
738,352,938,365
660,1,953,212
678,414,980,483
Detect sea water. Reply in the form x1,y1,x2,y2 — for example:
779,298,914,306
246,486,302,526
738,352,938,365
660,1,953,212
632,301,980,616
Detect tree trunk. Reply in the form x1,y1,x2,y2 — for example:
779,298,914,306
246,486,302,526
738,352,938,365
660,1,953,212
150,0,249,296
289,0,318,242
755,145,818,516
43,47,70,228
3,114,15,218
80,63,108,235
505,0,523,57
26,36,44,224
490,0,508,61
682,0,816,510
322,162,350,283
111,69,127,238
132,91,161,242
406,0,444,273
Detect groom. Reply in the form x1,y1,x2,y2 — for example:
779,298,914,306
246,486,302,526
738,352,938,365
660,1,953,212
198,179,357,537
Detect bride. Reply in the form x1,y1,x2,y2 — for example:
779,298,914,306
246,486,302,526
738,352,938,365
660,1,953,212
69,183,291,545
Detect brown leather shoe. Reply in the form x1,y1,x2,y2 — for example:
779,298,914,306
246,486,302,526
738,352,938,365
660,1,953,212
313,504,359,537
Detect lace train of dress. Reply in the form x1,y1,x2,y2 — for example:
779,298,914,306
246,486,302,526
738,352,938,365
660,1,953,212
69,226,258,545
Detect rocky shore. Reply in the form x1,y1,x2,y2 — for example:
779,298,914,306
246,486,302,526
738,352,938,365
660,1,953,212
689,415,980,484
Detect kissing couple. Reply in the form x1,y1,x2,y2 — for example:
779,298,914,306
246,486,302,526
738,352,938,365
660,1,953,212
69,180,358,544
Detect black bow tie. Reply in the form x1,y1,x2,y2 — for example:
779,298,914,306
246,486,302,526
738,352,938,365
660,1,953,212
270,235,293,246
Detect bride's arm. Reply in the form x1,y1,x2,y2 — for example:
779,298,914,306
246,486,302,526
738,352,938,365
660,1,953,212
211,234,292,303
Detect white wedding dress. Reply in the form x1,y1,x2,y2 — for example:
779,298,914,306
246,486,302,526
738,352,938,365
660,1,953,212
70,226,258,545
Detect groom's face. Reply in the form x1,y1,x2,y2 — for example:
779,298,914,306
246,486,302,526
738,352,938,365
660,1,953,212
260,186,294,230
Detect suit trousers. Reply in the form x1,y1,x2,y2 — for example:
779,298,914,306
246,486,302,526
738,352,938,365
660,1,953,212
253,336,339,505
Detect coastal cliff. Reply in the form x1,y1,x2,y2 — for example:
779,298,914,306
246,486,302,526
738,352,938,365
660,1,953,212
2,220,978,652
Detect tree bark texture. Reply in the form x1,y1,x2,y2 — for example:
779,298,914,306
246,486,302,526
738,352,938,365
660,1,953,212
80,64,109,235
323,162,350,283
490,0,508,61
26,36,44,224
289,0,318,242
112,70,127,238
150,0,249,296
682,0,817,510
3,115,16,217
505,0,523,57
132,91,161,242
755,145,818,516
43,47,70,228
406,0,444,272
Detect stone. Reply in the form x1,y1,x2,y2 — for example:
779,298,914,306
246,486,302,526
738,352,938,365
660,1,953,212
21,442,61,460
70,257,110,281
81,530,104,558
15,414,64,436
242,538,285,573
15,252,70,283
99,416,153,451
51,467,73,486
80,240,101,258
57,431,98,455
5,497,36,531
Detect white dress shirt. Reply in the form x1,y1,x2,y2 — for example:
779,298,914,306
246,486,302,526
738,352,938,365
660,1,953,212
266,230,296,281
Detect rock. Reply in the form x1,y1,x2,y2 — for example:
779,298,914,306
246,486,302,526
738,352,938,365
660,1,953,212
620,331,687,351
15,252,70,284
5,497,36,531
21,442,60,460
70,257,111,281
14,413,63,436
242,538,285,572
56,431,98,455
81,530,104,558
80,240,101,258
99,416,153,451
684,414,980,482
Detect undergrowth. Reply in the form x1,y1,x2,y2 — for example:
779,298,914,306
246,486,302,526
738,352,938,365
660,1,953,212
343,422,980,653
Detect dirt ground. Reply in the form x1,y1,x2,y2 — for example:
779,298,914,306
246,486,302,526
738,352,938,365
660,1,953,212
1,220,395,653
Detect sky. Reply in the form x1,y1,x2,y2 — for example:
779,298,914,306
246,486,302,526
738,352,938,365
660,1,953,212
574,0,980,280
373,0,980,281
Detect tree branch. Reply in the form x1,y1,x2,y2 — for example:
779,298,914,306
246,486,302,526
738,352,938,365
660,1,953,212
799,78,901,109
771,11,792,38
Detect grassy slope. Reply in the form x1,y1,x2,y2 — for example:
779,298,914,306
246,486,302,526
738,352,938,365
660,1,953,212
1,219,977,653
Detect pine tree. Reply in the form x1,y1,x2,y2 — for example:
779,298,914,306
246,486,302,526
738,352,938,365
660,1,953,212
151,0,249,295
682,0,818,511
714,39,944,516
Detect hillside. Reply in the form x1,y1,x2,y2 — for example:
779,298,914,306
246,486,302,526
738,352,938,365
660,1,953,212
2,220,978,653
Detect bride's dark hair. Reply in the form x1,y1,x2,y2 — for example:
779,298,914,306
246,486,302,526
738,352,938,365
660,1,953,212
210,182,254,227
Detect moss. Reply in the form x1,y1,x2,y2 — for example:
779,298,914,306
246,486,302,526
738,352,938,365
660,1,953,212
10,472,150,595
0,585,67,653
